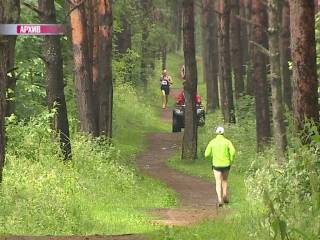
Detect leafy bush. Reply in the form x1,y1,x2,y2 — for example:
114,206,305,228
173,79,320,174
246,127,320,239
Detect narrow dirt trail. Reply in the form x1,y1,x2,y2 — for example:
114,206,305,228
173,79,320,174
137,88,218,226
3,89,219,240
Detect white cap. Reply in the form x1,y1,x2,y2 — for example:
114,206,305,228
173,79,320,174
216,126,224,134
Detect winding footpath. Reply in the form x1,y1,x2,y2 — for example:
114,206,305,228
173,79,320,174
3,89,219,240
137,89,218,226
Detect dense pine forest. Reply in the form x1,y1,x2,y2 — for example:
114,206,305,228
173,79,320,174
0,0,319,239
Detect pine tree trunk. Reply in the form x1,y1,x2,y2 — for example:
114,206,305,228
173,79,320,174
91,0,99,136
116,16,132,53
290,0,319,133
85,0,94,79
0,0,20,182
182,0,198,162
140,0,152,89
268,0,287,162
69,0,97,134
245,0,254,95
177,6,183,51
4,0,19,117
230,0,244,97
39,0,72,160
280,0,292,110
218,0,236,124
140,28,148,88
252,0,271,151
0,40,5,182
161,45,167,70
170,0,183,52
239,0,249,90
97,0,113,137
201,0,219,111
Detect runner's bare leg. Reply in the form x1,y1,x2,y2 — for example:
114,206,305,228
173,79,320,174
165,94,169,108
213,170,223,204
222,171,230,202
161,90,166,108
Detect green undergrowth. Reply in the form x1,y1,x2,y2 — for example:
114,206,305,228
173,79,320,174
148,54,257,239
0,75,176,235
156,110,256,240
158,52,320,239
162,157,252,240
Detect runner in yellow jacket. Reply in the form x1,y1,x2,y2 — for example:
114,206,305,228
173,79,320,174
205,126,236,207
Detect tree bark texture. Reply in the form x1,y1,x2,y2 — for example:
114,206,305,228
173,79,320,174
0,41,6,183
161,45,167,70
69,0,97,134
0,0,20,182
97,0,113,137
116,16,132,54
218,0,236,124
201,0,219,111
239,0,249,91
290,0,319,132
85,0,94,78
268,0,287,162
3,0,19,117
230,0,244,97
252,0,271,151
182,0,198,162
176,5,183,51
280,0,292,110
0,41,5,182
38,0,72,160
245,0,254,95
169,0,183,51
140,0,152,89
90,0,99,135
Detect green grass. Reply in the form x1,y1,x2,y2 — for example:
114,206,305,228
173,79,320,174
167,155,246,211
0,52,260,238
157,154,252,240
0,66,176,236
144,53,259,239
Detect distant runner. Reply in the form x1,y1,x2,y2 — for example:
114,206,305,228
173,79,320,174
160,69,173,109
205,126,236,207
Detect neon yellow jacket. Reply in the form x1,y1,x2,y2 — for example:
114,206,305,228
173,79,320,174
205,135,236,167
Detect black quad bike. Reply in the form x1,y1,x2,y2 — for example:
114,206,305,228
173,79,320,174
172,104,205,132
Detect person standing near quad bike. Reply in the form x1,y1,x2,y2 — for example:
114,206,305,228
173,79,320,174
160,69,173,109
205,126,236,207
176,80,202,105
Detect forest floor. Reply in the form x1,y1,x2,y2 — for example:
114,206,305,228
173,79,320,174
137,88,219,227
2,89,220,240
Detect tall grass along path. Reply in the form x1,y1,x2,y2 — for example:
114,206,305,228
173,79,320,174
3,88,219,240
137,88,219,227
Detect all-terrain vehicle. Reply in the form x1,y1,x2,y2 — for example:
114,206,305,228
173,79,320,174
172,104,205,132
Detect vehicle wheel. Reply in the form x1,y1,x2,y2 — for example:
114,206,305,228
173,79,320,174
197,109,206,127
172,112,181,132
198,116,205,127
